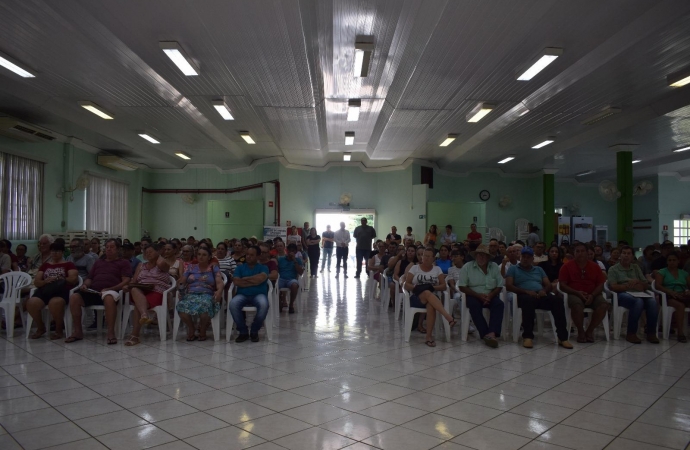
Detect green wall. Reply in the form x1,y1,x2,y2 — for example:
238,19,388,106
554,180,618,243
632,175,660,245
658,175,690,243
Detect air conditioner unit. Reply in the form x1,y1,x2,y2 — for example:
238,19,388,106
97,155,138,171
681,214,690,219
0,117,59,143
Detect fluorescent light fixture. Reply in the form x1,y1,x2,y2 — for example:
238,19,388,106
581,107,621,125
239,131,255,144
531,137,555,149
632,160,641,164
0,51,35,78
347,99,361,121
138,132,160,144
673,145,690,153
343,152,352,161
78,101,114,120
159,41,199,76
345,131,355,145
439,134,458,147
667,67,690,87
498,156,515,164
354,38,374,77
517,47,563,81
467,103,495,123
211,100,234,120
519,108,530,117
576,170,596,177
175,152,191,160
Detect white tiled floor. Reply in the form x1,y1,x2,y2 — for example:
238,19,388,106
1,275,690,449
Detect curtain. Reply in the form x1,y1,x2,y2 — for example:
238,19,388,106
86,174,128,236
0,152,44,240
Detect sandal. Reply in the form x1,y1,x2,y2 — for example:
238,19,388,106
50,333,63,340
586,335,595,343
198,335,207,342
107,338,117,345
139,314,153,325
678,335,687,343
186,335,197,342
64,336,83,344
425,340,436,347
417,326,427,334
576,335,587,343
30,327,46,339
124,335,141,346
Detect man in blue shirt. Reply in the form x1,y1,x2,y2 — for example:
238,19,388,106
277,243,304,313
229,246,269,343
505,247,572,350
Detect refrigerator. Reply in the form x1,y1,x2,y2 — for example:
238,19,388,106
557,216,571,246
571,217,594,243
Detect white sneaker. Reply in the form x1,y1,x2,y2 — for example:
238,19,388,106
469,324,477,334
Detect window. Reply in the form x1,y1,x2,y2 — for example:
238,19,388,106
673,220,690,246
0,152,43,240
555,208,564,215
86,174,128,236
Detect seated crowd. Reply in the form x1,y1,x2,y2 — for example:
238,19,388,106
3,224,689,348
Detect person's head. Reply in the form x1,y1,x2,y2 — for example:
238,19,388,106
547,245,562,263
610,248,620,261
326,225,331,232
275,240,286,254
594,245,603,257
619,245,634,265
643,245,655,259
587,247,596,261
196,245,212,264
406,226,412,234
123,239,131,245
216,242,228,259
181,245,194,261
429,224,437,234
69,239,85,258
445,225,452,234
163,242,177,259
296,241,303,251
534,242,545,256
286,243,297,260
416,246,424,262
310,227,317,237
604,242,612,250
520,246,534,266
140,237,152,254
360,217,367,226
245,245,260,265
303,222,309,229
0,240,8,254
421,248,435,265
376,241,386,253
104,239,119,259
498,241,507,255
661,241,674,256
1,239,11,253
134,242,142,254
388,241,398,255
122,242,135,259
233,241,243,253
507,245,519,262
38,234,54,254
488,239,498,255
49,242,65,262
187,236,196,245
451,249,464,267
473,245,490,266
573,242,588,263
391,226,397,234
667,251,680,269
291,226,298,235
404,245,417,262
258,244,270,263
16,244,27,257
470,223,477,231
439,245,450,259
144,243,161,262
339,222,346,230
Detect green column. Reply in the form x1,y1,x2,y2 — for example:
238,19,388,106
617,151,633,244
543,171,556,245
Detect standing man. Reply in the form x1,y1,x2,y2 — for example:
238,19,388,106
527,226,540,248
320,225,335,273
353,218,376,279
334,222,351,279
386,226,401,245
301,222,310,247
441,225,457,246
467,224,483,245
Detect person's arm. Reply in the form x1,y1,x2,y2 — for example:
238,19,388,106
434,273,446,292
404,271,415,292
66,268,79,286
124,264,143,292
654,272,678,298
268,269,278,282
33,270,47,287
367,256,378,273
213,271,224,302
156,256,170,273
505,276,532,296
353,227,359,239
558,279,585,300
423,234,429,246
104,276,131,292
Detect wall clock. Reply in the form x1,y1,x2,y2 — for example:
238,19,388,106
479,190,490,201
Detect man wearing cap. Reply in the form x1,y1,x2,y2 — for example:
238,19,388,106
458,244,505,348
506,247,572,349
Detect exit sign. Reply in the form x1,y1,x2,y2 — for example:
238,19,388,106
268,201,274,207
419,215,425,219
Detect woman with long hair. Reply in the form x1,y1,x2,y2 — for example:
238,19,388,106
539,245,563,284
424,225,438,248
654,252,690,343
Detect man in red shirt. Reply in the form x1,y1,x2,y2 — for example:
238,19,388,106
558,242,608,343
467,223,483,245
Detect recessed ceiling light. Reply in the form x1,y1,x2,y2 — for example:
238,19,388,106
343,152,352,161
138,132,160,144
354,38,374,77
345,131,355,145
632,159,641,164
347,99,361,121
576,170,596,177
673,145,690,153
175,152,191,160
467,103,495,123
517,47,563,81
159,41,199,76
0,51,35,78
498,156,515,164
667,67,690,87
212,100,234,120
78,101,114,120
239,131,255,144
581,107,621,125
439,134,458,147
531,137,555,149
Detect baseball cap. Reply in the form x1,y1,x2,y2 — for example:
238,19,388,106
521,246,534,256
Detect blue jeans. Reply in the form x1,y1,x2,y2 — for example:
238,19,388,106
229,294,269,336
465,295,504,338
617,293,658,335
321,247,333,270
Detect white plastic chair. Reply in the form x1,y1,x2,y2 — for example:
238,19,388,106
508,288,558,343
172,273,225,341
402,286,428,343
271,276,280,325
80,290,124,338
557,282,609,341
393,278,403,320
0,272,31,339
226,282,273,342
515,218,530,242
436,287,456,342
26,276,82,339
459,289,507,341
604,281,656,340
651,280,689,340
278,273,303,315
120,276,177,341
379,275,390,312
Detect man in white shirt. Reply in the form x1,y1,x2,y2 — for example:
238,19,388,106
334,222,351,278
404,226,415,244
533,242,548,265
500,245,520,278
440,225,457,246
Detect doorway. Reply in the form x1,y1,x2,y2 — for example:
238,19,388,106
314,209,376,271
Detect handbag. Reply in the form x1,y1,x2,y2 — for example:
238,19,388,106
35,279,66,298
413,283,435,295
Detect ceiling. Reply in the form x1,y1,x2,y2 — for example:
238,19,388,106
1,0,690,180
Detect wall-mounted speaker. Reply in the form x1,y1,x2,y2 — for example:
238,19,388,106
421,166,433,189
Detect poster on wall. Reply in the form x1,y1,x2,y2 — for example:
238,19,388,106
263,226,287,242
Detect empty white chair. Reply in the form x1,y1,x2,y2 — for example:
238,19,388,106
26,276,82,340
120,276,177,341
651,280,689,340
557,282,609,341
0,272,31,339
226,282,273,342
